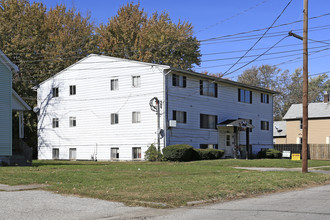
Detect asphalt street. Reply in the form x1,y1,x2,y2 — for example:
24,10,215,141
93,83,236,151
1,184,330,219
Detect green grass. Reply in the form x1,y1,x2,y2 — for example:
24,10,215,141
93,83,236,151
0,159,330,208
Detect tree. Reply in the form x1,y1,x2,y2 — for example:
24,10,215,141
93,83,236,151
237,65,289,120
97,2,201,70
0,0,97,156
238,65,330,120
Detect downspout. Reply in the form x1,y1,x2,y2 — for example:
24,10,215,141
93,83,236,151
163,69,172,148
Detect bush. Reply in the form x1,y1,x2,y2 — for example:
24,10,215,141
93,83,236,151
162,144,194,161
144,144,163,161
194,149,224,160
257,149,282,159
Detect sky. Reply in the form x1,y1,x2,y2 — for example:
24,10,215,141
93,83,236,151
37,0,330,80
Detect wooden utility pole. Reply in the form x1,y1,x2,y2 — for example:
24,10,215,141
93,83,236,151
302,0,308,173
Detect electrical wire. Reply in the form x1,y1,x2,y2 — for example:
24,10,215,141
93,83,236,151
222,0,293,75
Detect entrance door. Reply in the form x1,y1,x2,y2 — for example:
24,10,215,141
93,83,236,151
225,133,234,157
69,148,77,160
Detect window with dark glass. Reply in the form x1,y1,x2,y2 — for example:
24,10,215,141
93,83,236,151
111,113,119,124
110,79,119,90
261,121,269,130
70,85,76,95
52,87,59,98
172,74,186,88
261,93,269,103
173,110,187,123
52,118,59,128
238,88,252,103
200,114,217,129
200,80,218,97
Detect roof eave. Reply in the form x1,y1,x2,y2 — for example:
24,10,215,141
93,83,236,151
167,67,278,94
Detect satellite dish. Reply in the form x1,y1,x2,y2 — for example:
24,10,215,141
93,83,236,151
158,129,164,139
33,107,40,114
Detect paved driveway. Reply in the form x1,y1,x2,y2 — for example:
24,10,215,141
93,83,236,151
1,184,330,219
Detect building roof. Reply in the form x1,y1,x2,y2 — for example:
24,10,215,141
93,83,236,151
273,121,286,137
0,49,18,72
169,67,278,94
283,103,330,120
37,54,277,94
12,89,31,111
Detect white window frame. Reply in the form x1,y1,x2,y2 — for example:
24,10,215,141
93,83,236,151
111,148,119,159
172,74,186,88
52,148,59,159
69,85,76,95
52,118,59,128
69,148,77,160
111,113,119,124
200,80,217,97
132,147,141,159
110,79,119,91
132,76,141,88
261,120,269,130
132,111,141,123
200,114,217,129
173,110,187,123
52,87,59,98
69,117,76,127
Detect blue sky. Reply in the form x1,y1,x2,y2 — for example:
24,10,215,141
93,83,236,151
37,0,330,80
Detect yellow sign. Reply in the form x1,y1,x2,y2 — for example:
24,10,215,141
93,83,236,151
292,153,301,160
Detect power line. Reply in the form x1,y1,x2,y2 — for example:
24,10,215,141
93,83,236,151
223,36,289,76
197,0,269,33
223,0,293,75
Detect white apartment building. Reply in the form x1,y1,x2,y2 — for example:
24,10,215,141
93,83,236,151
36,54,275,160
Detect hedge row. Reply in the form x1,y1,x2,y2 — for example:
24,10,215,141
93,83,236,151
257,149,282,159
162,144,224,161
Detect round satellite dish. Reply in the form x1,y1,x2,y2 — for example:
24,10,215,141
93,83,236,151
33,107,40,113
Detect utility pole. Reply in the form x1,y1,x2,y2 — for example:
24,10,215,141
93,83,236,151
302,0,308,173
288,0,308,173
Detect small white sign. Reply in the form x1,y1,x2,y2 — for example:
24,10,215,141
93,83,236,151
282,151,291,158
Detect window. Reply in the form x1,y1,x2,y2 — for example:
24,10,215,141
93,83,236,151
132,76,141,88
300,119,303,130
110,79,118,90
200,114,217,129
111,148,119,159
52,87,59,98
132,147,141,159
52,148,59,159
200,144,218,149
200,80,217,97
132,111,141,123
226,134,231,146
261,121,269,130
261,93,269,103
69,148,76,160
69,117,76,127
238,88,252,104
111,113,119,124
70,85,76,95
297,137,302,144
173,110,187,123
52,118,59,128
172,74,186,88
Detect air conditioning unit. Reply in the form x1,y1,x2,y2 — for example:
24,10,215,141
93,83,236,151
169,120,176,128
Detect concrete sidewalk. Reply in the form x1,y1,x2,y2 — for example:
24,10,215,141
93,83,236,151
1,184,330,219
148,184,330,220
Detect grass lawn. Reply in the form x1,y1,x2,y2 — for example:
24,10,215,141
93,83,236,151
1,159,330,208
